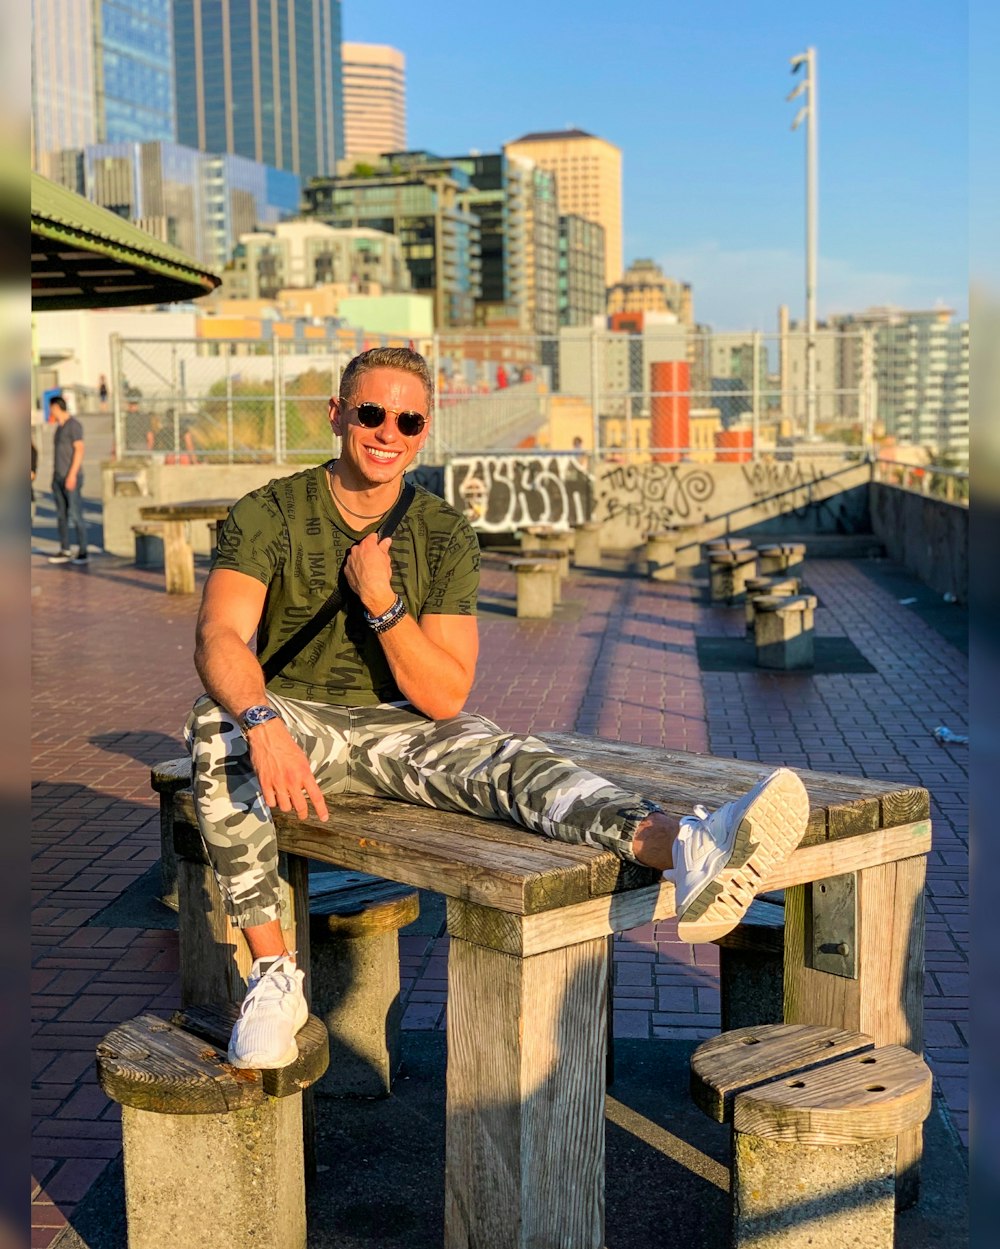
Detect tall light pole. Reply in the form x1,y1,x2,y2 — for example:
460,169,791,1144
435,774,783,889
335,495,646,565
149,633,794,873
788,46,818,441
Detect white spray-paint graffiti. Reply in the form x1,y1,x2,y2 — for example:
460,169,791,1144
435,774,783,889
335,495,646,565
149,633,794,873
596,462,716,536
445,454,595,531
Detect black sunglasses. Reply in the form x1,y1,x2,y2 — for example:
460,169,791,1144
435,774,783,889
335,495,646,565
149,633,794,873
353,401,426,437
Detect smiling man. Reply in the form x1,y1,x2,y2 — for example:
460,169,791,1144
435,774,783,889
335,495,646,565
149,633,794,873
187,347,808,1070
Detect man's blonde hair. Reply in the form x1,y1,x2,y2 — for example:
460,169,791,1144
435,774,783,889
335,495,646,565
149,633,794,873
339,347,434,412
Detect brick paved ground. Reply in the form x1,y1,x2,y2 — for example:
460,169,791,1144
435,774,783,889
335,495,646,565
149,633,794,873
30,537,968,1244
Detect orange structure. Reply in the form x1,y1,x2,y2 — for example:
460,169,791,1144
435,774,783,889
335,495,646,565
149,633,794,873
650,360,689,462
714,428,754,462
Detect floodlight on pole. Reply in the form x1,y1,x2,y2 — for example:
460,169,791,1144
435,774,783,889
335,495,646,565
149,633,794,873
788,46,819,441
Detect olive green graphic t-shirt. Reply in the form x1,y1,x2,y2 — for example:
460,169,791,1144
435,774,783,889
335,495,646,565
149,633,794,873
214,465,480,706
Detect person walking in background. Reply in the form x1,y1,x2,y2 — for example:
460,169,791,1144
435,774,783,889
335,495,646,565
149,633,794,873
47,396,88,565
98,375,109,412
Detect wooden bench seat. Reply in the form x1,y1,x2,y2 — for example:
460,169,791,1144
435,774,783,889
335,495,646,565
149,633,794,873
161,735,930,1247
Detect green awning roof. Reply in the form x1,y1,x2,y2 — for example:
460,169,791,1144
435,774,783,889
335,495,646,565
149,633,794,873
31,172,221,310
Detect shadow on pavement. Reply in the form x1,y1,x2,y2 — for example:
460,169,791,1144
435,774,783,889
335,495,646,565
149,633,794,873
54,1036,967,1249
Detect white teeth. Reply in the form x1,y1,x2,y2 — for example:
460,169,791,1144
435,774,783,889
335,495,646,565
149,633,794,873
367,448,398,460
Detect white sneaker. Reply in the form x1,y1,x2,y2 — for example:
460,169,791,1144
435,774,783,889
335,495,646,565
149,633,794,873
666,768,809,943
227,955,308,1069
47,550,72,564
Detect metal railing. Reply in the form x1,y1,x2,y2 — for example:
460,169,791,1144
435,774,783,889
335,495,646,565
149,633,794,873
872,458,969,505
108,326,968,467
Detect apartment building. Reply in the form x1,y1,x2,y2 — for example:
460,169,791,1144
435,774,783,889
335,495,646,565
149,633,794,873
302,152,481,328
504,128,622,289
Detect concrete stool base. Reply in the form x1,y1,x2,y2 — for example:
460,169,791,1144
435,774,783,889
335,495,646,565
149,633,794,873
645,530,678,581
733,1131,895,1248
744,576,801,634
709,550,758,603
758,542,807,576
310,872,420,1098
571,521,602,567
704,536,752,559
510,558,559,618
121,1097,306,1249
754,594,817,669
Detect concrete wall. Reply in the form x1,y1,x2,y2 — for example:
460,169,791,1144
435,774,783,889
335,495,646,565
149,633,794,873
593,458,872,550
870,483,968,602
102,460,304,556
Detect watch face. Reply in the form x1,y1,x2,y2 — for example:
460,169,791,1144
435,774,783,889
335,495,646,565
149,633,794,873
243,705,277,728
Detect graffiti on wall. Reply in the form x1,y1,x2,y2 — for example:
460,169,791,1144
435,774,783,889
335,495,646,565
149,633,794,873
445,454,595,531
596,462,716,534
742,459,817,499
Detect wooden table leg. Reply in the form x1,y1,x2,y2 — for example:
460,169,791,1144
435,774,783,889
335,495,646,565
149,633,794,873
445,916,608,1249
162,519,195,594
783,853,926,1207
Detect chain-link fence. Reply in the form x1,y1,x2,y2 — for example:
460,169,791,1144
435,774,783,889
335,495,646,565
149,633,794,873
111,324,967,466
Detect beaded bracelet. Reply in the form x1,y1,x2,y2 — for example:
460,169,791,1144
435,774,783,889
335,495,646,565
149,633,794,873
364,594,407,634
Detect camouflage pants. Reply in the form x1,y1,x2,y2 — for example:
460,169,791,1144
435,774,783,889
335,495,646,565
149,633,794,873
185,693,660,929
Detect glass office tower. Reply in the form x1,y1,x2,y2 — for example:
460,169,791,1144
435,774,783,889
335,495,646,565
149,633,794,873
98,0,176,143
174,0,344,180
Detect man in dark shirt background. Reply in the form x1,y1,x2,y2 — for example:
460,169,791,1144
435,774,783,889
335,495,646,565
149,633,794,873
47,396,88,565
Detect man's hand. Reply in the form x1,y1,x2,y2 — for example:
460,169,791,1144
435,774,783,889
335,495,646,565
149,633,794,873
65,472,78,492
246,719,329,822
343,534,396,616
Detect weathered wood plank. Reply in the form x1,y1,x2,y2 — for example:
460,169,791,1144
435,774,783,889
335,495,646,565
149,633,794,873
758,821,931,892
170,754,927,939
691,1023,874,1123
732,1045,931,1147
309,873,419,937
445,935,607,1249
174,790,598,914
538,733,928,841
170,1003,330,1097
97,1013,264,1113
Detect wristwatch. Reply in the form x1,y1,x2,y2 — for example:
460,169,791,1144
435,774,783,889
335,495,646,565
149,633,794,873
238,704,282,734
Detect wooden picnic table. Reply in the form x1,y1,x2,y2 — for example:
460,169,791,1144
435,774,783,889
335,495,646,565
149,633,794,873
172,737,930,1248
138,499,234,594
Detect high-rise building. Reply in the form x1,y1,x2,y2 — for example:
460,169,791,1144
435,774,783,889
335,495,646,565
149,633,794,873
504,128,623,288
558,214,605,327
302,152,481,328
607,259,692,324
829,307,969,459
72,140,300,271
341,43,405,162
173,0,344,180
446,151,559,336
32,0,175,174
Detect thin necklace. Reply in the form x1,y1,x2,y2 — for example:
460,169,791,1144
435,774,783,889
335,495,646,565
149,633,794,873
327,466,401,520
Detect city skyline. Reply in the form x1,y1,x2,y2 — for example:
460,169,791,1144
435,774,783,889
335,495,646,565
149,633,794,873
343,0,967,332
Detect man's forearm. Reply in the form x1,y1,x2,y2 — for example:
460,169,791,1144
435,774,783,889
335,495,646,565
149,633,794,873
377,617,470,719
195,625,270,718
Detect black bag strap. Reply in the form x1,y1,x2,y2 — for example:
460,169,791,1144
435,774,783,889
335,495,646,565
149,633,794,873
260,480,416,684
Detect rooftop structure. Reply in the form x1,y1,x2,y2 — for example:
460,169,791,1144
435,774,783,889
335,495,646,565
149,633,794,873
607,258,693,324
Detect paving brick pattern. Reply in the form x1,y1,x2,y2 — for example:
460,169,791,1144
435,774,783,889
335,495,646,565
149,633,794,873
30,546,968,1243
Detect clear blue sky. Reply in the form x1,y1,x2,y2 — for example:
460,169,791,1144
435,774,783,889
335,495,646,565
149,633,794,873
343,0,968,331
